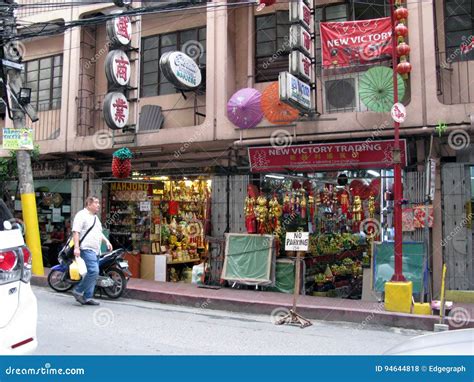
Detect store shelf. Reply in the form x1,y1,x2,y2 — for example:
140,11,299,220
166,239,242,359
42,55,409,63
167,259,200,265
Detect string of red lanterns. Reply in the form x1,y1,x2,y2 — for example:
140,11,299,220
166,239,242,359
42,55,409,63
394,1,411,79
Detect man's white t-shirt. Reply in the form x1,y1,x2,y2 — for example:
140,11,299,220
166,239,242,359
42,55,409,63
72,208,103,253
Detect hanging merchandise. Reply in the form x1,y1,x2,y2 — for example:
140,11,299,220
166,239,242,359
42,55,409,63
111,148,133,179
227,88,263,129
245,185,257,234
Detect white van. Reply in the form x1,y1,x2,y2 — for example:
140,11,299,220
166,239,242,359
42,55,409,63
0,200,38,354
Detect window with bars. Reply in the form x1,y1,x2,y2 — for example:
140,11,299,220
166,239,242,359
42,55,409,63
22,55,63,111
255,11,291,83
141,27,206,97
444,0,474,61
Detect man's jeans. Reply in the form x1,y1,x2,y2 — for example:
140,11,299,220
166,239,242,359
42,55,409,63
74,249,99,300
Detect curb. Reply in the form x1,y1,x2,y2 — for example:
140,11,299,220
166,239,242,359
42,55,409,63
33,275,474,331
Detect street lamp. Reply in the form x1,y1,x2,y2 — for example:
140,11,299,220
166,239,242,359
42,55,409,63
18,87,31,106
389,0,406,282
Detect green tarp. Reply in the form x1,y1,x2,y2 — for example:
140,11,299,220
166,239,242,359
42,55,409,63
374,241,425,293
268,259,296,294
222,233,275,285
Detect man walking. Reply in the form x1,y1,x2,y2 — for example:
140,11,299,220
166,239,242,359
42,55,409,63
71,196,112,305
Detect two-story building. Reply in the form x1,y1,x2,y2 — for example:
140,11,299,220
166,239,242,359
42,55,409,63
1,0,473,298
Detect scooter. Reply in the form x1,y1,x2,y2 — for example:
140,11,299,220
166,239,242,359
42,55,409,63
48,249,131,299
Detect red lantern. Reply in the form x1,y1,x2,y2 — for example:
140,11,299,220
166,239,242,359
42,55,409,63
394,7,409,21
397,61,412,75
395,23,408,38
396,42,411,57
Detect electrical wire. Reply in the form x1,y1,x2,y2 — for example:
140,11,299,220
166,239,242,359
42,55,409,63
2,1,257,41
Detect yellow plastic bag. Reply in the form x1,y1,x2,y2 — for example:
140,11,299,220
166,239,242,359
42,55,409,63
69,260,81,281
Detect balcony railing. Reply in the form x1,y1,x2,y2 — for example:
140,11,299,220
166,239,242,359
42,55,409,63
26,102,61,141
436,51,474,105
15,0,70,18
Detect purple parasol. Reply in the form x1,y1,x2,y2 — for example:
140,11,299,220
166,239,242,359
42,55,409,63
227,88,263,129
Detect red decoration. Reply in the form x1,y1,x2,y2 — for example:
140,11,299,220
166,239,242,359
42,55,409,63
111,157,131,179
394,7,409,21
258,0,276,5
397,61,412,75
396,42,411,57
168,200,179,216
395,23,408,38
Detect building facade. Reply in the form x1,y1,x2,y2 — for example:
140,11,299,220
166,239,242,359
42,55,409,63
1,0,473,296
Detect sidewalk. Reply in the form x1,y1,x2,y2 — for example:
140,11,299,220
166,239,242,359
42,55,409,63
32,272,474,331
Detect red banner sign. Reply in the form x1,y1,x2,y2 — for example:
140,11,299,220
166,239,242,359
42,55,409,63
320,17,392,69
248,139,407,173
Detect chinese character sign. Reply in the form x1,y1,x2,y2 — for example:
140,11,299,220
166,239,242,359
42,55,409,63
106,50,131,87
103,92,129,129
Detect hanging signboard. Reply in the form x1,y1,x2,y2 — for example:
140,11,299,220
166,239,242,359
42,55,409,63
320,17,392,68
159,51,202,90
248,139,407,172
425,159,436,201
2,128,33,150
289,51,312,82
289,24,312,57
391,102,407,123
105,50,131,87
279,71,312,112
107,15,132,46
289,0,312,31
103,92,129,130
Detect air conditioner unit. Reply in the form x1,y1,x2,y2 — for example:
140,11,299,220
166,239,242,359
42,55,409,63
323,74,368,114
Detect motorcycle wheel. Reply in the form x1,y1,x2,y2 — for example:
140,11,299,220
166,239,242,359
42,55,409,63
48,270,74,292
102,267,127,299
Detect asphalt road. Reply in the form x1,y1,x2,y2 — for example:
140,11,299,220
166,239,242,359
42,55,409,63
33,286,428,355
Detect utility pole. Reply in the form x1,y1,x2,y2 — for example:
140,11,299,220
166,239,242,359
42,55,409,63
1,0,44,275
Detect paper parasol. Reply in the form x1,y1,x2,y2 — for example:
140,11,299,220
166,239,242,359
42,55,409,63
227,88,263,129
261,82,299,124
359,66,405,113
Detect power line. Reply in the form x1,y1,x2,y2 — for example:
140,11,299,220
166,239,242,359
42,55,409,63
2,1,257,41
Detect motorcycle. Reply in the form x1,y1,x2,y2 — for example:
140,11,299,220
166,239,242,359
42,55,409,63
47,249,131,299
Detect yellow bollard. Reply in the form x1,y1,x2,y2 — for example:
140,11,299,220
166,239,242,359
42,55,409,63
21,192,44,275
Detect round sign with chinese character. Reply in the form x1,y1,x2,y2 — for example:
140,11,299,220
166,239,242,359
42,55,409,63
105,50,131,87
103,92,129,130
159,51,202,90
391,102,407,123
107,15,132,46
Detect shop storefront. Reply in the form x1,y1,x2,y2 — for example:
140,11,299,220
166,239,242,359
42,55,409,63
103,177,211,282
223,139,413,299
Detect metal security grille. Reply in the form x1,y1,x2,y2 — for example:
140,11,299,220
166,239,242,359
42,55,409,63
441,163,473,290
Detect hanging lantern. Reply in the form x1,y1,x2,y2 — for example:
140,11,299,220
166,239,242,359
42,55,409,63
395,23,408,38
112,148,133,179
397,61,412,79
394,7,409,22
396,42,411,57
